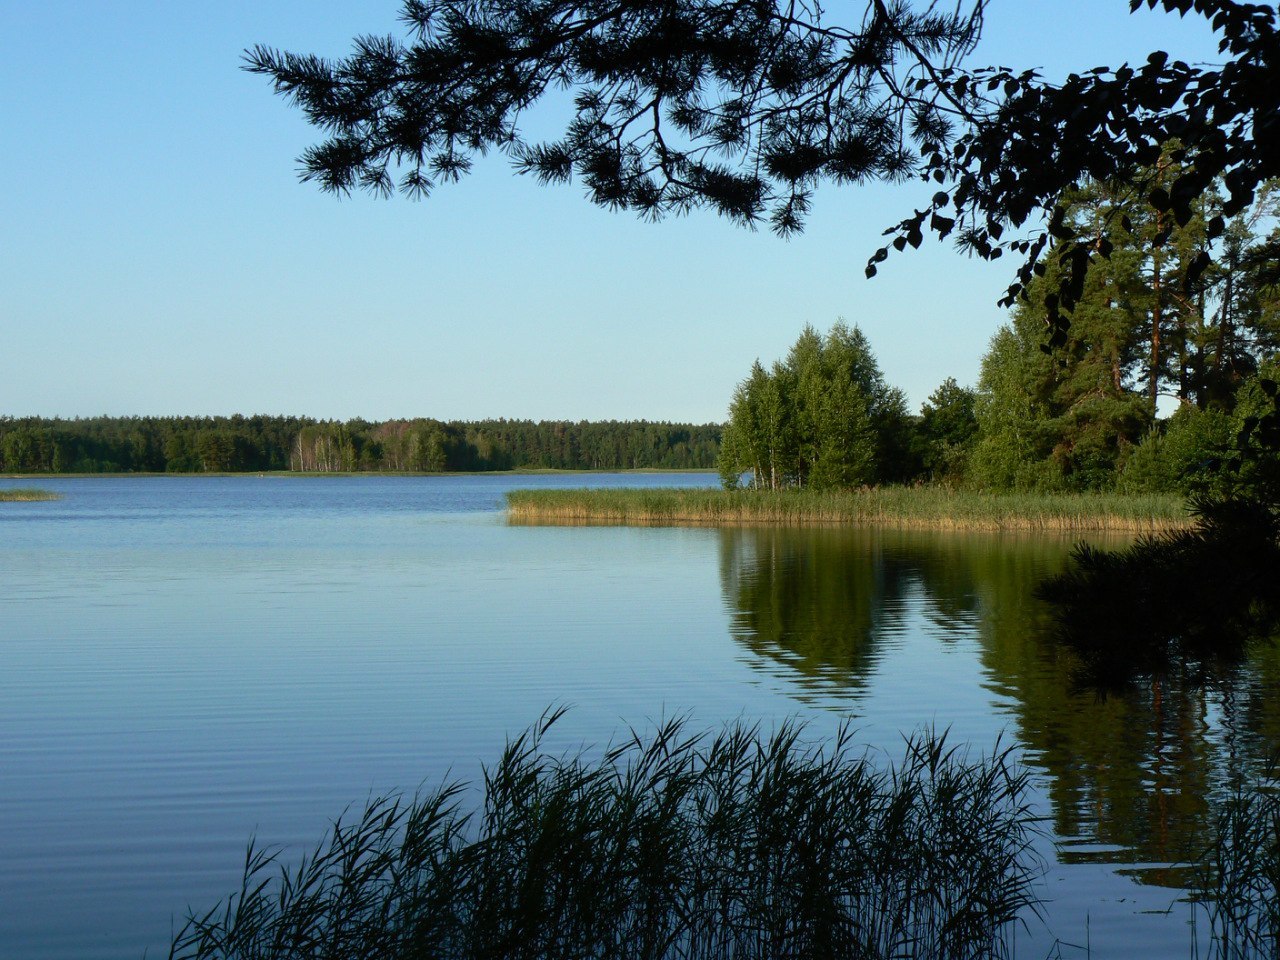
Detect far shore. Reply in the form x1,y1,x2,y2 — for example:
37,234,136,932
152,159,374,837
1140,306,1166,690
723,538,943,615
506,486,1191,532
0,467,715,480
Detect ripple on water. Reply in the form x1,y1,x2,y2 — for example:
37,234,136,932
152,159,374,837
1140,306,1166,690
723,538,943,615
0,477,1273,959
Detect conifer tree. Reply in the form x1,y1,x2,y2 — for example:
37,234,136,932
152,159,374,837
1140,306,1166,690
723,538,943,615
970,172,1279,490
248,1,1280,351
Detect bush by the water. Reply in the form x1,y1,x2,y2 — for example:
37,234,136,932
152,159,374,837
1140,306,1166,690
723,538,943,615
168,717,1041,960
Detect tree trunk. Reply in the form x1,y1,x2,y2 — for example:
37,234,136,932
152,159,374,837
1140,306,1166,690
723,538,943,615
1149,234,1164,414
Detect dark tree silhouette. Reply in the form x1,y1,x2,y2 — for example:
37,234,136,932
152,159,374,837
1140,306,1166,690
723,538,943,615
1037,496,1280,689
246,0,1278,343
245,1,983,230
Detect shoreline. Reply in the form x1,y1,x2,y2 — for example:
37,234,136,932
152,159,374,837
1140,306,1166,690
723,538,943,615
505,487,1191,532
0,467,715,480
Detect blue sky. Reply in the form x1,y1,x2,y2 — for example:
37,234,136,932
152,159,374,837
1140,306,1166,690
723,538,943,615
0,1,1227,423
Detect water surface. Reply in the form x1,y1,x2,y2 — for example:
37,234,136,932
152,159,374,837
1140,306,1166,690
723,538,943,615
1,475,1273,958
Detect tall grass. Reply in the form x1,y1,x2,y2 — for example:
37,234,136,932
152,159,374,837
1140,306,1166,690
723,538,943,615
1196,774,1280,960
168,716,1041,960
507,486,1189,532
0,487,60,501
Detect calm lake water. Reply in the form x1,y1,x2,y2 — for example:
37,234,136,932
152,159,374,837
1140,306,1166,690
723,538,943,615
1,474,1276,958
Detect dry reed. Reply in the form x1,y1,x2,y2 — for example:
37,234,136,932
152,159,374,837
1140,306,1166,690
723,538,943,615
0,487,60,502
506,487,1189,532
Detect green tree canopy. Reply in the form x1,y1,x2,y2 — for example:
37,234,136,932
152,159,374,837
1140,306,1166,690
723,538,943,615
719,322,912,489
0,416,721,474
969,170,1280,491
917,377,978,483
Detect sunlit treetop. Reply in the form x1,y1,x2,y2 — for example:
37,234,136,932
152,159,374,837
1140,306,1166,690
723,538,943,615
246,0,1280,342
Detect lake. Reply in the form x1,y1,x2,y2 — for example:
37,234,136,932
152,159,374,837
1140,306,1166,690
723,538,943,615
1,474,1273,958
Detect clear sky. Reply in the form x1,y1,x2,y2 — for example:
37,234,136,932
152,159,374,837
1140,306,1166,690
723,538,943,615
0,1,1228,423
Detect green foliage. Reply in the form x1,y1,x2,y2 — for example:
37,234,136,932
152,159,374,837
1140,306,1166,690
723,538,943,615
721,360,798,490
1119,406,1237,495
918,378,978,483
0,416,293,474
1025,185,1280,698
969,172,1279,493
169,717,1040,960
1119,361,1280,503
718,322,915,490
969,327,1062,491
971,183,1159,489
0,416,721,474
1227,360,1280,505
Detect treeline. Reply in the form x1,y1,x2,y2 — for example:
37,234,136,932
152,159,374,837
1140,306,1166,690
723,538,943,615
718,323,988,491
969,169,1280,497
721,167,1280,495
0,416,721,474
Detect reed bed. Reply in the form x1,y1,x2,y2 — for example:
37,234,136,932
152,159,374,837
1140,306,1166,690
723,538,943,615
168,716,1041,960
506,487,1189,532
0,487,60,501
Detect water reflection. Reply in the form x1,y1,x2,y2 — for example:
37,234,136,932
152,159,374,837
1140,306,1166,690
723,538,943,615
718,527,916,698
717,526,1280,888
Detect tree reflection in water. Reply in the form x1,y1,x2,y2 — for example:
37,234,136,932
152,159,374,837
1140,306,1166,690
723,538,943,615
718,527,915,699
717,526,1280,889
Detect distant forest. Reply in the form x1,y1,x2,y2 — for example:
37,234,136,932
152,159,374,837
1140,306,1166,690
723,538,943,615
0,417,722,474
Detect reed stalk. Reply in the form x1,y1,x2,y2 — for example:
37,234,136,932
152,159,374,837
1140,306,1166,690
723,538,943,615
1195,774,1280,960
169,716,1042,960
